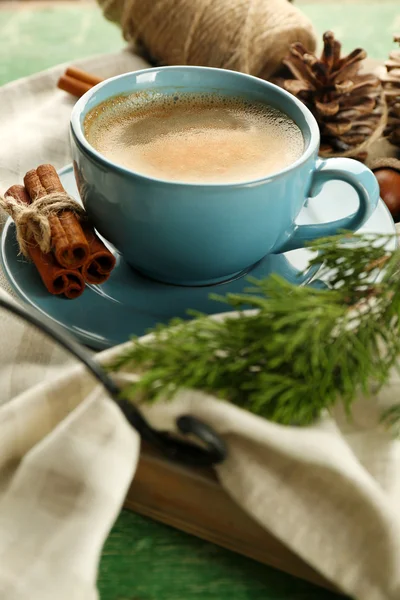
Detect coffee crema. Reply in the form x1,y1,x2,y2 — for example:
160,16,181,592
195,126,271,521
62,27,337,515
84,92,304,184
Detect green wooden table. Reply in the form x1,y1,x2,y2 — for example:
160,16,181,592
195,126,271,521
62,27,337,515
2,2,398,597
99,511,344,600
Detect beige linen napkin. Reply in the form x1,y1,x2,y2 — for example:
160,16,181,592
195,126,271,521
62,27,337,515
1,338,400,600
0,363,139,600
0,53,400,600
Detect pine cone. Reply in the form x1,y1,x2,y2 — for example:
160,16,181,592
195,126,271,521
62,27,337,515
273,31,385,160
381,35,400,147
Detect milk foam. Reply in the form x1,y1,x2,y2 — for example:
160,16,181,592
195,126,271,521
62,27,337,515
84,92,304,184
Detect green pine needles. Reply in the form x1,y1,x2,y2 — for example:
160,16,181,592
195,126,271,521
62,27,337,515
109,233,400,428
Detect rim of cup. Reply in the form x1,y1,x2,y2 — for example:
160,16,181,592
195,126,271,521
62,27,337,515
70,65,320,188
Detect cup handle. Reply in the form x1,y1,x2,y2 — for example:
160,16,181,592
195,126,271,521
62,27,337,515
277,157,380,253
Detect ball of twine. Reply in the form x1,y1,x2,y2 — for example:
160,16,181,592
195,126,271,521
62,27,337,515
99,0,317,80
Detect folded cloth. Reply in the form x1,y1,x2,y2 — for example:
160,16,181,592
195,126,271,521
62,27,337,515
0,53,400,600
0,337,400,600
0,368,139,600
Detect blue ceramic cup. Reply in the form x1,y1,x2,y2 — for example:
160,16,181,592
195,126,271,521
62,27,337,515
70,66,379,286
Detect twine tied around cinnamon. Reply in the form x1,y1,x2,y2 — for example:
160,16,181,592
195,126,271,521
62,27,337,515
0,192,86,257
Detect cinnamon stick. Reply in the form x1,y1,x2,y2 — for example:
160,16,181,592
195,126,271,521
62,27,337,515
57,68,103,98
65,67,103,87
5,186,85,299
24,165,90,269
57,75,93,98
81,225,116,284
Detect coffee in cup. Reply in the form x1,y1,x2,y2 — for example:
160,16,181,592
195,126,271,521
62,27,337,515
84,93,304,184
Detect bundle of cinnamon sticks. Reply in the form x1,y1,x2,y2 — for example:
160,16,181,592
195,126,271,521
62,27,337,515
5,165,116,299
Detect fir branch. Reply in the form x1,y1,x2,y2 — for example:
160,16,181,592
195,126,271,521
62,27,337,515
109,233,400,429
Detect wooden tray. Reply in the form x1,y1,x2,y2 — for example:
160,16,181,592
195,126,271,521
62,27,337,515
124,444,339,593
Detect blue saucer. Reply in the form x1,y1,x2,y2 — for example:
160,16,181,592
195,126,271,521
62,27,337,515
1,164,396,350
